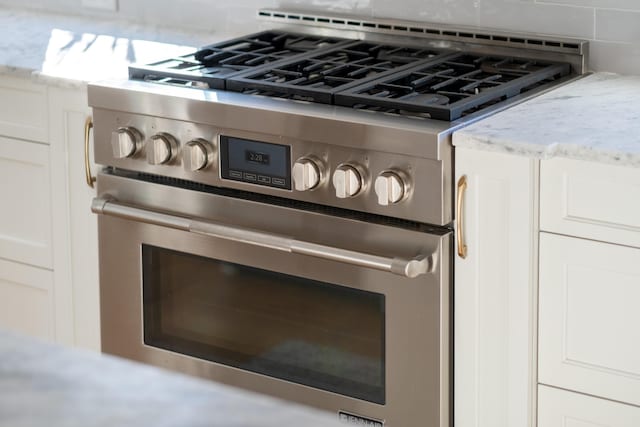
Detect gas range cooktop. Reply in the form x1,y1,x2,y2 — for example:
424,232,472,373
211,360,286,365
89,10,588,227
128,11,586,121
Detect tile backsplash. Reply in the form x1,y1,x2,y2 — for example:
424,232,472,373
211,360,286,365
2,0,638,75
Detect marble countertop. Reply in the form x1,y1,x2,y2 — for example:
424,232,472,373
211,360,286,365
453,73,640,167
0,330,344,427
0,6,244,87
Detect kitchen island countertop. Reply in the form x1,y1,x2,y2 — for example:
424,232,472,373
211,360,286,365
0,330,345,427
453,72,640,167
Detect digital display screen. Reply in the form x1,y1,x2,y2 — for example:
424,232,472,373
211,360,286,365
245,150,270,165
219,135,291,190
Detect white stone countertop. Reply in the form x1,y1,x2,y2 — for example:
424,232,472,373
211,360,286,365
453,72,640,167
0,330,345,427
0,6,244,88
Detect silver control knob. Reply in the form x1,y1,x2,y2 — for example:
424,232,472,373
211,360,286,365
183,139,211,171
147,133,176,165
374,171,407,205
111,127,142,159
292,157,321,191
333,164,363,198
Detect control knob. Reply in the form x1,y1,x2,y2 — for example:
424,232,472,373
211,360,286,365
147,133,177,165
183,139,212,171
333,164,363,198
292,157,322,191
111,127,142,159
374,171,408,205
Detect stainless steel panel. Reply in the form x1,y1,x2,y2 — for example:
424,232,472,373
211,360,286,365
89,95,453,225
96,172,451,427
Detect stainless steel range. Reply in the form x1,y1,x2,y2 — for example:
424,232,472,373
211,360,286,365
87,10,588,427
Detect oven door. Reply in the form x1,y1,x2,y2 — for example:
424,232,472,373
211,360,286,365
94,172,450,427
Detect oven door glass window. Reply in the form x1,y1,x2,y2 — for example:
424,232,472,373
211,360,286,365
142,245,385,404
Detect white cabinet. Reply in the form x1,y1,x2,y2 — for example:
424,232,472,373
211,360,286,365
0,258,54,340
541,158,640,249
0,76,48,142
0,76,99,351
538,157,640,424
0,136,52,268
0,77,55,340
538,385,640,427
539,233,640,407
454,147,539,427
49,86,100,351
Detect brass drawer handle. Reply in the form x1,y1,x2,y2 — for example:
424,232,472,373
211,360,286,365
457,175,468,259
84,116,96,188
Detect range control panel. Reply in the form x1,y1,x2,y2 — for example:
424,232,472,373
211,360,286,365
92,110,447,225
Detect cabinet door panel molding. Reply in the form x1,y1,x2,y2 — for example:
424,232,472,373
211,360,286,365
539,232,640,407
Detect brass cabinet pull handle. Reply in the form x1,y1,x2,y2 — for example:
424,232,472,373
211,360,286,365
84,116,96,189
457,175,468,259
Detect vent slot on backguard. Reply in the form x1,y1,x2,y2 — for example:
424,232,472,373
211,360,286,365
257,9,588,57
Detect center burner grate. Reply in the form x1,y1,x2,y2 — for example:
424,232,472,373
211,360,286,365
334,54,571,120
226,42,454,104
128,31,349,89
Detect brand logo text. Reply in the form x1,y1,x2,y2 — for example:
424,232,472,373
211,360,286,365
338,411,384,427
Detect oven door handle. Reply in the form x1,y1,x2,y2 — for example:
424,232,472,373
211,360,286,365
91,197,436,278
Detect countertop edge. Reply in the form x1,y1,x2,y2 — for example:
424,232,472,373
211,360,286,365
453,132,640,168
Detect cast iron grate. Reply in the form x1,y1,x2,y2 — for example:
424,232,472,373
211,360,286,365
225,41,454,103
334,54,572,120
128,31,349,89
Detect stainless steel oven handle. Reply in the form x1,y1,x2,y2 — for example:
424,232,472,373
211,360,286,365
92,197,436,278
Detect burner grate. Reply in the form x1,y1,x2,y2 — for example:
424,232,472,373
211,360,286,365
335,54,571,120
226,42,453,104
128,31,349,89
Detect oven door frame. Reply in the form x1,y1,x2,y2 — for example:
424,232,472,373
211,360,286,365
94,172,451,427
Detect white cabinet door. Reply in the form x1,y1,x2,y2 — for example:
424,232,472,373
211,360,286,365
454,148,539,427
0,77,48,143
541,158,640,249
0,258,54,340
539,232,640,407
0,137,53,268
538,385,640,427
49,86,100,351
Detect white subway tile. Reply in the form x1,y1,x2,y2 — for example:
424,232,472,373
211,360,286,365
537,0,640,12
370,0,479,26
596,9,640,43
279,0,374,16
476,1,594,38
368,0,594,39
589,40,640,74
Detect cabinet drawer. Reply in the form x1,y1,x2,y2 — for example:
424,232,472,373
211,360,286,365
538,385,640,427
0,258,54,341
0,137,53,268
540,158,640,248
0,77,48,143
539,233,640,406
